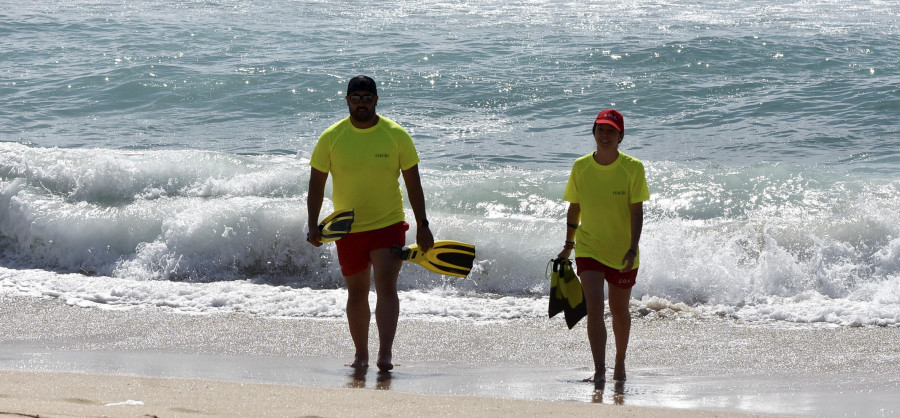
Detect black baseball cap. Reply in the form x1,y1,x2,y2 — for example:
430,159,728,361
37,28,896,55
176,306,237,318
347,75,377,95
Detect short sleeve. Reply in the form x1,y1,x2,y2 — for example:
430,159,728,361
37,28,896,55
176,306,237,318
630,163,650,203
398,131,420,171
563,165,579,203
310,133,331,173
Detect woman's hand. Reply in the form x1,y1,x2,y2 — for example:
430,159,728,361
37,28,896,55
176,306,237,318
557,246,573,261
620,249,636,272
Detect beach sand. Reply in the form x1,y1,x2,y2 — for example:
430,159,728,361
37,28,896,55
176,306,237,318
1,294,898,417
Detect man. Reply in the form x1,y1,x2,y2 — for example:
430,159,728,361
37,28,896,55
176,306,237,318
307,75,434,372
557,109,649,383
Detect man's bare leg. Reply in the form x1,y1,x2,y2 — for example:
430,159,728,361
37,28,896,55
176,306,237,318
579,270,608,382
371,248,402,372
608,284,633,381
344,266,372,368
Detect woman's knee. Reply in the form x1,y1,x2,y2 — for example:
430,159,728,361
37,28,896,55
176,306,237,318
609,305,630,320
607,297,631,319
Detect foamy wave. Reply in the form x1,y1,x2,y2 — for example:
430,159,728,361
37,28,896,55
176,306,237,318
0,143,306,203
0,265,544,320
703,290,900,327
1,145,898,326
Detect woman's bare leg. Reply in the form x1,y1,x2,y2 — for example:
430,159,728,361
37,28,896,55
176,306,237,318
579,270,607,382
607,284,633,381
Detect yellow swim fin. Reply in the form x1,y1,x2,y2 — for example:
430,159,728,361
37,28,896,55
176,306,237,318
391,240,476,278
318,209,354,243
547,258,587,329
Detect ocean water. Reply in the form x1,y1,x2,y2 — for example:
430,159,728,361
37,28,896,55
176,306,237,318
1,0,898,327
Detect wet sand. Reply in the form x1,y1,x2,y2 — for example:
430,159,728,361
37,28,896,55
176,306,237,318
1,368,758,418
1,294,898,417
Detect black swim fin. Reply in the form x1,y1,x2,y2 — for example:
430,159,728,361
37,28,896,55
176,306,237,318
548,258,587,329
318,209,354,243
391,240,476,278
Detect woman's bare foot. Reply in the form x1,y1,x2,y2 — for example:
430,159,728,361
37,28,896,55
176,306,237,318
376,353,393,371
347,354,369,369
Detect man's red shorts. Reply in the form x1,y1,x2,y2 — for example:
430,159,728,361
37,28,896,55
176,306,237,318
335,221,408,276
575,257,638,289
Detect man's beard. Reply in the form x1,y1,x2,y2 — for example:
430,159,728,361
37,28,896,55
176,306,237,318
352,106,374,122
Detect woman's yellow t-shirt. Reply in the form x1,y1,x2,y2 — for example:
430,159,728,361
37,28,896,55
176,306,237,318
563,152,650,269
310,116,420,232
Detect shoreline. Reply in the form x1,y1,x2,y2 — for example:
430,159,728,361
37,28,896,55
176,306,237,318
1,295,898,417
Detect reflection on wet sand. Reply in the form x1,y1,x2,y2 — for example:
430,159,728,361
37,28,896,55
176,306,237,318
347,367,367,388
346,367,393,391
591,380,626,405
376,371,392,390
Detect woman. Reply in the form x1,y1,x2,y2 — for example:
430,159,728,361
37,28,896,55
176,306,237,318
558,109,650,382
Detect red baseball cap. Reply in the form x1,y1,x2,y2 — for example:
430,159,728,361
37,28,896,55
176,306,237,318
594,109,624,133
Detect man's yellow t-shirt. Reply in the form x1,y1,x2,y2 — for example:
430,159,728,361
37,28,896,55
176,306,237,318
310,116,420,232
563,152,650,270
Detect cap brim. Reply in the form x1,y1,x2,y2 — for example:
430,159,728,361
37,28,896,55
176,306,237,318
594,119,623,132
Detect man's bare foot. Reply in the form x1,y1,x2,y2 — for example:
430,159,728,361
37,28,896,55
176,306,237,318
582,368,605,384
376,354,393,372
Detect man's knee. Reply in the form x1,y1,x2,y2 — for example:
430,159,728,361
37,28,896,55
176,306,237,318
345,278,371,303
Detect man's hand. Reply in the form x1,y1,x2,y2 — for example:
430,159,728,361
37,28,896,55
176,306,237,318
307,225,323,247
416,224,434,252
